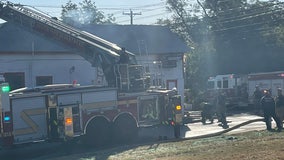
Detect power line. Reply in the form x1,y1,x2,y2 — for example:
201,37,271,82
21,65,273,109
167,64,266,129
194,0,283,23
114,6,167,20
109,5,167,23
112,6,166,17
29,2,167,24
122,9,142,25
134,12,169,21
22,2,165,12
213,8,283,27
208,1,283,21
99,2,165,10
117,12,169,24
204,2,284,33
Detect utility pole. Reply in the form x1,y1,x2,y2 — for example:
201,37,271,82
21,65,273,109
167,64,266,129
123,9,142,25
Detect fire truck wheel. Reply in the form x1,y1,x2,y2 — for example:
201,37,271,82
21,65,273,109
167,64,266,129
83,117,111,147
113,114,138,143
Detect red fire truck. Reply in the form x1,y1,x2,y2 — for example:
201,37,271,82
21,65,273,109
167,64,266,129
0,2,183,147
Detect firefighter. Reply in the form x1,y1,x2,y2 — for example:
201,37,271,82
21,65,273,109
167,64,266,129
214,90,229,129
275,88,284,128
260,89,282,131
118,47,129,64
201,101,214,124
253,85,262,113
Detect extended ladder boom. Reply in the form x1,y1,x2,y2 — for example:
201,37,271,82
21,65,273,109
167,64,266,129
0,1,129,61
0,1,148,91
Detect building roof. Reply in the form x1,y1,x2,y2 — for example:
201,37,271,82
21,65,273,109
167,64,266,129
0,22,70,52
79,24,190,55
0,22,189,55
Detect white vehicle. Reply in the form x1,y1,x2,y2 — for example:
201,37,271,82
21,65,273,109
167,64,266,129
207,71,284,108
206,74,248,108
247,71,284,100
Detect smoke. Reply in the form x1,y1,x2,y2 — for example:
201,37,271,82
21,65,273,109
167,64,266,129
63,9,97,25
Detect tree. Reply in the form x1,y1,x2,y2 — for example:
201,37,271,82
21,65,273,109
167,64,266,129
163,0,217,106
201,0,284,73
61,0,115,25
61,0,79,24
164,0,284,107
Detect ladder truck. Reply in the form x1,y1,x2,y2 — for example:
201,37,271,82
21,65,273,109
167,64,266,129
0,1,183,147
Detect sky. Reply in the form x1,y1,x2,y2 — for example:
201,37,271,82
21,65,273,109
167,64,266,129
2,0,171,25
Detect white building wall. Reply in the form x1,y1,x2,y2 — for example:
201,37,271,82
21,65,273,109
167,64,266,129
0,53,104,87
0,52,185,105
136,54,185,105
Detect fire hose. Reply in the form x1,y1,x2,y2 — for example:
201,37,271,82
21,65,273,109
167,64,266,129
184,118,265,140
162,117,265,143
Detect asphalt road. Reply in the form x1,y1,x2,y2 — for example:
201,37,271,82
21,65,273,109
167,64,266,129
138,111,268,141
184,112,267,138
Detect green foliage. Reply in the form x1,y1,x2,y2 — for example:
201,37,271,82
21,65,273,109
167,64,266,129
204,0,284,74
164,0,217,104
164,0,284,106
61,0,115,25
272,25,284,47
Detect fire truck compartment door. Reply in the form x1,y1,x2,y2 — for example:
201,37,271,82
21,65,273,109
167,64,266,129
82,89,117,112
138,95,159,126
11,96,47,144
57,93,81,106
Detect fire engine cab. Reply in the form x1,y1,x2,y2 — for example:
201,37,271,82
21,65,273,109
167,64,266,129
0,1,183,147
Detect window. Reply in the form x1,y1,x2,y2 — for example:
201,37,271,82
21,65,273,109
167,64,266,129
223,80,229,88
153,78,162,86
36,76,53,86
162,60,177,68
145,66,150,73
217,80,222,88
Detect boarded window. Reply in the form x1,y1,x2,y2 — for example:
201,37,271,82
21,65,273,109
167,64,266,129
36,76,53,86
4,72,25,90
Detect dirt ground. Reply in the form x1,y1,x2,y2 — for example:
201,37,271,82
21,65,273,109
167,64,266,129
34,130,284,160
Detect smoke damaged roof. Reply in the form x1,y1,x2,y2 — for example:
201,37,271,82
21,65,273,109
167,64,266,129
0,22,70,52
79,24,190,55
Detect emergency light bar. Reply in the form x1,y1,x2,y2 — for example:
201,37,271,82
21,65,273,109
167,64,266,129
175,105,182,111
4,116,11,122
1,83,10,92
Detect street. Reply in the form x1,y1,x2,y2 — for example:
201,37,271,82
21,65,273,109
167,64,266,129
184,112,266,138
138,111,268,141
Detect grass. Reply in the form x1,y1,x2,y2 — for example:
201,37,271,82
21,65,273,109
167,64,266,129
36,130,284,160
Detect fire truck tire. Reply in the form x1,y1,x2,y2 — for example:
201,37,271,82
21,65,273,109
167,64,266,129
113,114,138,143
83,117,111,147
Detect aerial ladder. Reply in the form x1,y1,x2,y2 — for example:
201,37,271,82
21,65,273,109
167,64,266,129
0,1,145,91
